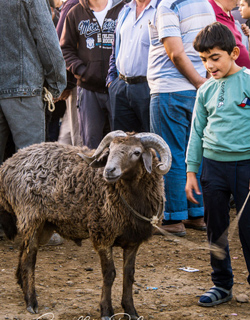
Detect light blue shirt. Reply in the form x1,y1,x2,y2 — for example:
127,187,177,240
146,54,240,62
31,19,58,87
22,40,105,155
116,0,158,77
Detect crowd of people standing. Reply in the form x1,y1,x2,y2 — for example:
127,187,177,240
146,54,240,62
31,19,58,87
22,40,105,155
1,0,250,309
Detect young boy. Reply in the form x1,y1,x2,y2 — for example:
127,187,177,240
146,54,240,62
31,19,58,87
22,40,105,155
185,22,250,307
239,0,250,20
239,0,250,37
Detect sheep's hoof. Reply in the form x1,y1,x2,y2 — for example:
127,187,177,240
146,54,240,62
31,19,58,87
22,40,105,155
27,305,38,314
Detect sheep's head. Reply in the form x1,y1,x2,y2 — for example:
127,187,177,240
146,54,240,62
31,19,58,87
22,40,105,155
103,136,152,183
78,131,172,183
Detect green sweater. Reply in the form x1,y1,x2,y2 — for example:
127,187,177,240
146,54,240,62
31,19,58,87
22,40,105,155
186,67,250,173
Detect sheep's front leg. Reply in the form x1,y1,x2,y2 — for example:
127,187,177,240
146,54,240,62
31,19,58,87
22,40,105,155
16,239,39,314
98,248,116,320
121,244,140,319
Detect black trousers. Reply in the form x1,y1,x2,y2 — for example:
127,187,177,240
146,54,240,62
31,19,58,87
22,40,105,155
108,78,150,133
201,157,250,289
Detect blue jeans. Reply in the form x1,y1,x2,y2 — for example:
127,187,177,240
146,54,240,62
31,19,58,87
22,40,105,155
150,91,204,221
202,157,250,289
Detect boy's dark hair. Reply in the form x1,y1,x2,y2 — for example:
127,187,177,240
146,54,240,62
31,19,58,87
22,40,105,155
193,22,236,55
244,0,250,6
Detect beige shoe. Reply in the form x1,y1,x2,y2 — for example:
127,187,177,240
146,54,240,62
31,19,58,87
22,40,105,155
46,233,64,246
153,222,186,237
183,217,206,231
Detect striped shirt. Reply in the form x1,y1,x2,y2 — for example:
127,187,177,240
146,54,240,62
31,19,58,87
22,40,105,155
147,0,215,94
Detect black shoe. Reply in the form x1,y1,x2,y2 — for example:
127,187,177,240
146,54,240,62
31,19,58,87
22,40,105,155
0,225,5,240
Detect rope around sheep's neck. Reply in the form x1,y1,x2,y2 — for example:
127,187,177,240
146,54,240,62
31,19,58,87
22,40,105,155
119,194,164,228
119,193,226,261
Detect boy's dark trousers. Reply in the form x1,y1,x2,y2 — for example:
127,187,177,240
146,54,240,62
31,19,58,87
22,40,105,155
201,157,250,289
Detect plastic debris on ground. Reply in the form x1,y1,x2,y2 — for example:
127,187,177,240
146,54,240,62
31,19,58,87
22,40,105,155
178,267,199,272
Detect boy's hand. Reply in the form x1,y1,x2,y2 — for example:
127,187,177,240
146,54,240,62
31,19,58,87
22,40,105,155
185,172,201,204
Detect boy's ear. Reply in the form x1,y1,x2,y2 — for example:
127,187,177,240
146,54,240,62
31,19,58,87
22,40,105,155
231,46,240,60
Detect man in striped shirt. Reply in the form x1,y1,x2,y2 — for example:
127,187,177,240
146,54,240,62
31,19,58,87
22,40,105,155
148,0,215,236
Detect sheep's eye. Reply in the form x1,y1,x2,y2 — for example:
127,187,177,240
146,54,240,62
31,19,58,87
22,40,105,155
134,151,141,157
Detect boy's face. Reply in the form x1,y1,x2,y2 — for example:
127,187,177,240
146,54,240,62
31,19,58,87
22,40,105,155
239,0,250,19
199,47,240,79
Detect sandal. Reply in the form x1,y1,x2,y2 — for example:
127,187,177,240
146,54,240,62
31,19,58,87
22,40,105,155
198,286,233,307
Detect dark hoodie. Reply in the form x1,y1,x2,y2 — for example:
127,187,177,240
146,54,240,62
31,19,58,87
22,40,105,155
60,0,124,93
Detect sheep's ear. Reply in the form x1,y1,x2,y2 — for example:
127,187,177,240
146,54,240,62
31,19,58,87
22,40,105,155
89,158,107,168
89,149,109,168
142,150,152,174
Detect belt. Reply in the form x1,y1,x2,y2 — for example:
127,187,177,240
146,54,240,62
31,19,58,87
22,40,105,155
119,73,147,85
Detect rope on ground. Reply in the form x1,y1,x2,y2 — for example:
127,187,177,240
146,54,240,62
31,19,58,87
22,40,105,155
155,225,226,260
228,189,250,242
120,193,226,260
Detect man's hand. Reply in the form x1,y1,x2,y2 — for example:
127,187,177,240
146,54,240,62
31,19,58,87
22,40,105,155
241,23,250,37
54,89,72,102
185,172,201,204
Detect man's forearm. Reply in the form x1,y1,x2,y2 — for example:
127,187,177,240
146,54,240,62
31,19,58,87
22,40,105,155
163,37,206,89
171,52,206,89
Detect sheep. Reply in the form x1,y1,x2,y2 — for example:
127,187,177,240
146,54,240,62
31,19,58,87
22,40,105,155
0,130,172,319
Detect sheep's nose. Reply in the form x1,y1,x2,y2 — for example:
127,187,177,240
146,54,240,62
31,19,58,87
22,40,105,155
105,167,116,174
103,166,121,183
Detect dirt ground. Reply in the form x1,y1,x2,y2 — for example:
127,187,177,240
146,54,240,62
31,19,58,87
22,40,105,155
0,210,249,320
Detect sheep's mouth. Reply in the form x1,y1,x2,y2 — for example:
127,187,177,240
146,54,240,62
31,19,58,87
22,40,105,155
104,175,121,183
